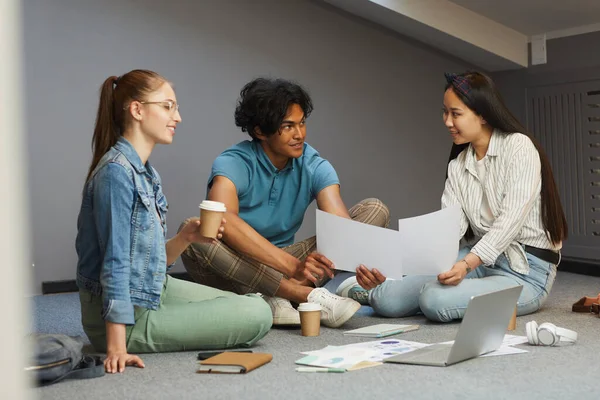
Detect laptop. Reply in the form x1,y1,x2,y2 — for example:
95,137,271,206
384,285,523,367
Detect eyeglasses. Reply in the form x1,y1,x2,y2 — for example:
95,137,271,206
139,100,179,113
124,100,180,113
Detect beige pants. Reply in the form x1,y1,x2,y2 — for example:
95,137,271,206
180,198,389,296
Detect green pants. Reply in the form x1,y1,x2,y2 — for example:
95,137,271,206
80,275,272,353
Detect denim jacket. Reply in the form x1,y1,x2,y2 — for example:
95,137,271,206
76,137,169,325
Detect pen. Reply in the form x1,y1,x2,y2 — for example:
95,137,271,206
295,367,346,373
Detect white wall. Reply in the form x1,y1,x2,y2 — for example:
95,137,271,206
24,0,473,293
1,0,31,396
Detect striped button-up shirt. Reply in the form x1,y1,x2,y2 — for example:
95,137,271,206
442,130,561,274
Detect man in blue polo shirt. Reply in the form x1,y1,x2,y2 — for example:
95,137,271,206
180,78,389,328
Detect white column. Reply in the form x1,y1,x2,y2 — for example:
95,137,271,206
0,0,32,398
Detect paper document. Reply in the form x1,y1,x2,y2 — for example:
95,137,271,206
500,335,529,346
297,339,430,370
480,345,528,357
296,334,527,371
397,205,461,275
440,334,529,357
316,210,403,278
316,206,461,278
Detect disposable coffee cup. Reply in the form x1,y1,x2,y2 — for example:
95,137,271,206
298,303,322,337
198,200,226,238
508,306,517,331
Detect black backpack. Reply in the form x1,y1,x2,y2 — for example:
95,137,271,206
26,334,105,386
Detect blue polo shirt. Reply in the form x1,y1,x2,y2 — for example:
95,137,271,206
208,140,339,247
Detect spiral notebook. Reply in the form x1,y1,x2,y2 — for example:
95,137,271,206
343,324,419,338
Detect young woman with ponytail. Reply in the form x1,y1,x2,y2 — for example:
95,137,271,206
336,71,568,323
76,70,272,373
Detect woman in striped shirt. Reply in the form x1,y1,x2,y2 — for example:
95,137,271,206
336,71,568,322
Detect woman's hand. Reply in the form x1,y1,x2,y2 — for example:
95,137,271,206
356,265,386,290
104,350,145,374
104,321,144,373
438,253,481,286
180,217,226,244
437,261,469,286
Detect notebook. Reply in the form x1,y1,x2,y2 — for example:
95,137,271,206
197,352,272,374
343,324,419,338
384,286,522,367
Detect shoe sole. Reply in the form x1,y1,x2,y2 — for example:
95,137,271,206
321,300,361,328
272,315,301,326
335,276,358,297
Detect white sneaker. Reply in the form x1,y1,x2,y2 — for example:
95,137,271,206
335,276,370,306
336,276,359,297
263,296,300,326
307,288,361,328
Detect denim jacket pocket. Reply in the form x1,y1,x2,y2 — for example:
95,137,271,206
133,191,155,231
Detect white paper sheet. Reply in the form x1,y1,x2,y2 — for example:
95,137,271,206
315,206,462,278
480,344,528,357
296,336,527,370
297,339,430,369
316,210,404,279
440,334,529,357
397,205,462,275
500,334,529,346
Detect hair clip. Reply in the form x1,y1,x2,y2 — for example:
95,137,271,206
445,72,471,97
113,76,120,87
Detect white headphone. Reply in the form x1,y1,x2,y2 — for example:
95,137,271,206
526,321,578,346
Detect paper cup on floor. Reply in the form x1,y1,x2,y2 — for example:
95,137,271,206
508,306,517,331
199,200,226,238
298,303,321,337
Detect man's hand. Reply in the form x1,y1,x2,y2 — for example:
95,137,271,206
356,265,386,290
297,252,335,284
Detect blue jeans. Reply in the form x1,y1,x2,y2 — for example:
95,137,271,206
368,245,557,322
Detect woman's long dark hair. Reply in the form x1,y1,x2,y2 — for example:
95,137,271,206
446,71,568,244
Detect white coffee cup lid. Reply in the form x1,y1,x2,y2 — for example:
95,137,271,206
199,200,226,212
297,302,321,312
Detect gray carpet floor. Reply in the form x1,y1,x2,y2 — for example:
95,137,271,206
31,271,600,400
